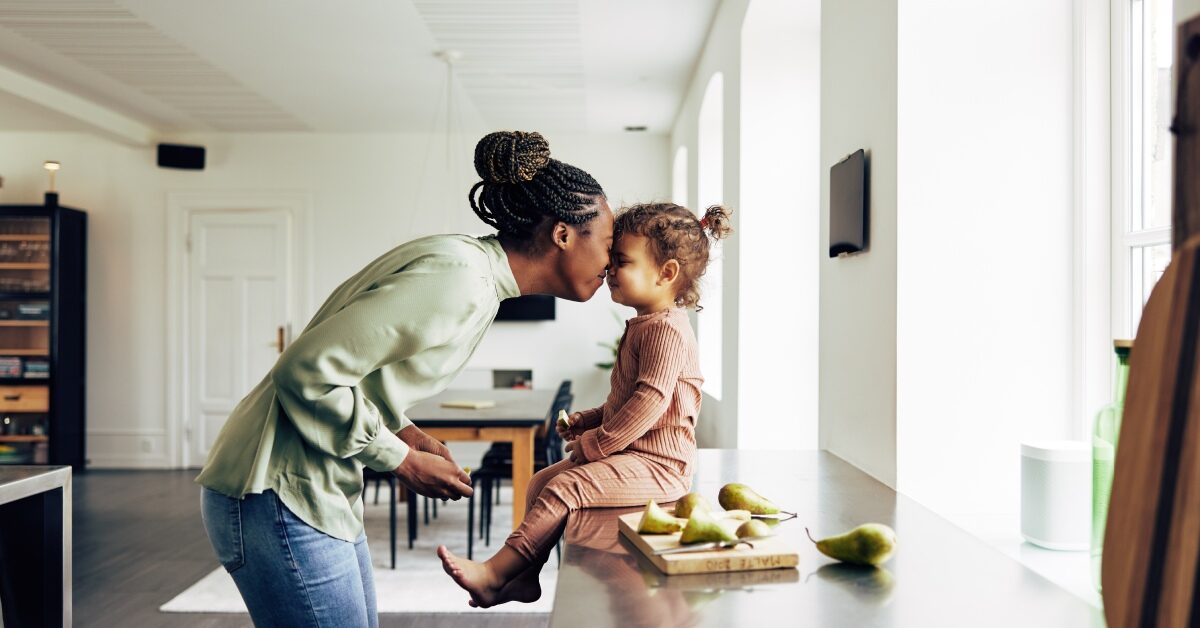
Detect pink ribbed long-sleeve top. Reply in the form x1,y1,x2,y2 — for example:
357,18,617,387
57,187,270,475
573,308,702,476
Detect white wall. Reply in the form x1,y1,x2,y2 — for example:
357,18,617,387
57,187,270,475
738,0,821,450
670,0,749,449
895,0,1077,518
818,0,900,486
1180,0,1200,101
0,130,666,468
1179,1,1200,33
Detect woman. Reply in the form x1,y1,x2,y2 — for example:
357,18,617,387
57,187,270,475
196,130,614,627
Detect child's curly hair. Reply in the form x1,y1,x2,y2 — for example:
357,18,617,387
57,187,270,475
613,202,733,310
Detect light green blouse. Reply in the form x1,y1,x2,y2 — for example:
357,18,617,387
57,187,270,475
196,234,520,542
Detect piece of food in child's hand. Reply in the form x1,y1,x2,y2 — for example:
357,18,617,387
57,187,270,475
637,500,684,534
556,409,571,431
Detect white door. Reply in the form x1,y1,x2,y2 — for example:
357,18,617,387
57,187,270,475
186,209,292,466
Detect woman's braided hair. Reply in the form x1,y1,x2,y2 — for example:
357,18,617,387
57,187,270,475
614,202,733,310
469,131,605,248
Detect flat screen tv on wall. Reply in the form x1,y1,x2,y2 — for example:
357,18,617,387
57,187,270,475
495,294,556,321
829,148,868,257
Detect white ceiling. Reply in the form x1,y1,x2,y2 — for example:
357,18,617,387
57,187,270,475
0,0,720,135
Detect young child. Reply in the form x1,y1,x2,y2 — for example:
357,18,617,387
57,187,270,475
438,202,733,608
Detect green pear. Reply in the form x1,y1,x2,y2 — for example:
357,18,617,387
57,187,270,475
807,524,897,566
555,409,571,431
718,483,781,515
638,500,684,534
679,508,738,544
721,509,752,522
736,519,773,539
672,492,713,518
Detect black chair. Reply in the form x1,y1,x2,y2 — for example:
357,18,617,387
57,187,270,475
485,380,571,508
468,390,572,551
362,468,397,569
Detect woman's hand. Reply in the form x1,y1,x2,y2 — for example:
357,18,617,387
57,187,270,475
398,425,456,464
392,450,473,500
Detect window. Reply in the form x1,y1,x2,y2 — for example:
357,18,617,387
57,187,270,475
697,73,724,400
1119,0,1174,336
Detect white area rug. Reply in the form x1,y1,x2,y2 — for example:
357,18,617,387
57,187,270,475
161,485,556,614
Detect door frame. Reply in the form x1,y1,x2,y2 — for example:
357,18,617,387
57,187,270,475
166,191,313,468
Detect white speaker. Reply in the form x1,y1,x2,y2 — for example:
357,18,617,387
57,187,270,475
1020,440,1091,550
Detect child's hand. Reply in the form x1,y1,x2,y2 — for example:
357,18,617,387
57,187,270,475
564,440,585,464
555,412,583,442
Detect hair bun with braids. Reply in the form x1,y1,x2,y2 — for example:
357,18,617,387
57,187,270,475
474,131,552,184
469,130,606,249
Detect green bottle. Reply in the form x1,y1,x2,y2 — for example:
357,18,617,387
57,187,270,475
1091,339,1132,591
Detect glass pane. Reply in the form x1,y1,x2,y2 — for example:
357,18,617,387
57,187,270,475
0,217,52,384
1135,0,1174,231
0,217,51,293
1130,242,1172,333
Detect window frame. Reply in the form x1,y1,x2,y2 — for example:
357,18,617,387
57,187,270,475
1111,0,1173,342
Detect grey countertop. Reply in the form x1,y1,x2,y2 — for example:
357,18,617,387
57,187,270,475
550,450,1105,628
0,465,70,505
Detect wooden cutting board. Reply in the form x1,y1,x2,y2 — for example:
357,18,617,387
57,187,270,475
616,511,799,575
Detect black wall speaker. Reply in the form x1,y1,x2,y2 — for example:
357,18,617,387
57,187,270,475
157,143,206,170
829,148,868,257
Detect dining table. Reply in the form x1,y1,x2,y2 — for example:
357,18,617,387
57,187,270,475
405,388,554,530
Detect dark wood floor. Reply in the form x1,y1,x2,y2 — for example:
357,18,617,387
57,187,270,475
74,469,547,628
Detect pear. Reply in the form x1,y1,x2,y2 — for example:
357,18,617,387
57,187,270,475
555,409,571,431
736,519,773,539
672,492,713,518
807,524,897,566
638,500,684,534
679,508,738,545
722,509,752,522
718,483,781,515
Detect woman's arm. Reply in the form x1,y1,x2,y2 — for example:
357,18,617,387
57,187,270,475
575,322,686,462
271,268,483,472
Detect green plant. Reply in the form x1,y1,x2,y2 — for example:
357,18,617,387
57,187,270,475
595,310,625,370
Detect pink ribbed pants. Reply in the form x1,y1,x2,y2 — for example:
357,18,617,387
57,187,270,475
504,454,690,564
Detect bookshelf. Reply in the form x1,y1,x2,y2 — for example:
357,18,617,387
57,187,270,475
0,198,86,469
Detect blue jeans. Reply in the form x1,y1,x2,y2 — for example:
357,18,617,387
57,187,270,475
200,487,378,628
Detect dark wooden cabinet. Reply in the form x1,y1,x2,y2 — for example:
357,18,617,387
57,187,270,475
0,200,86,470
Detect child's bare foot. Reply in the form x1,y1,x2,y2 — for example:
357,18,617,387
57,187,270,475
492,571,542,605
437,545,505,608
